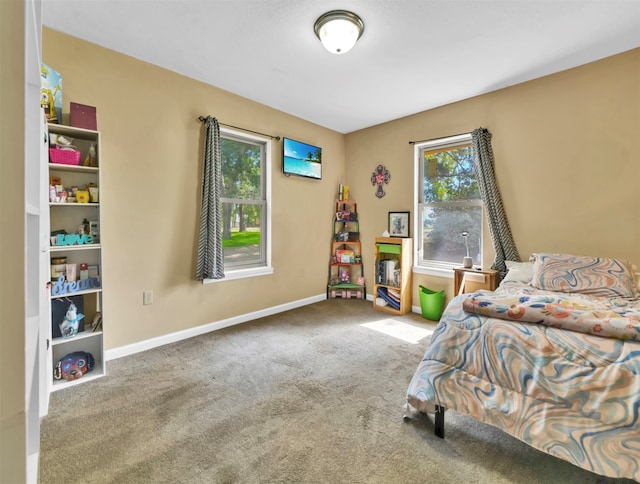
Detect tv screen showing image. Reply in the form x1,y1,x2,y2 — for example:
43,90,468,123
283,137,322,180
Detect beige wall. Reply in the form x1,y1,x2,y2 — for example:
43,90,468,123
1,1,27,482
43,28,346,349
346,49,640,306
44,28,639,348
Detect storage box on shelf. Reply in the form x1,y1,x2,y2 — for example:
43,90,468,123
373,237,412,315
47,123,105,391
327,200,365,299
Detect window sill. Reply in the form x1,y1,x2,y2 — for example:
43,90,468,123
202,266,274,284
412,265,455,279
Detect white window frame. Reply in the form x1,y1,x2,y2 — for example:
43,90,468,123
204,127,273,283
413,133,483,278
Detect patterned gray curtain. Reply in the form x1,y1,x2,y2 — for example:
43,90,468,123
196,116,225,280
471,128,520,275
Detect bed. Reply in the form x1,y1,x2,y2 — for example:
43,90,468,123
406,253,640,481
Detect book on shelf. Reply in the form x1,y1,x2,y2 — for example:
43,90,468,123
375,259,402,287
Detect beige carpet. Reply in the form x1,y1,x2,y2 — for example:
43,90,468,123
39,299,633,483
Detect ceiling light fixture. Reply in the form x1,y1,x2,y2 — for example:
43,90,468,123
314,10,364,55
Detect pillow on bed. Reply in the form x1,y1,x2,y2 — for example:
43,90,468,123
501,261,533,284
529,253,636,298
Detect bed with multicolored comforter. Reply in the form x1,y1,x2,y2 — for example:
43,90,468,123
406,253,640,481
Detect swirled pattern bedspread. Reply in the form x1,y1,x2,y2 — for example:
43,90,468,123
462,289,640,341
406,282,640,481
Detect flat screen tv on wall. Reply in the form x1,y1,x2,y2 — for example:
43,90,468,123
283,137,322,180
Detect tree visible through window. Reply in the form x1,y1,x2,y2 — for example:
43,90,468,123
220,133,267,269
416,134,483,268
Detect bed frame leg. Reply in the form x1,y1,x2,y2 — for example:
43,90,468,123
434,405,445,438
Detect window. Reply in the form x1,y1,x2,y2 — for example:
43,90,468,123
219,128,271,278
414,133,483,272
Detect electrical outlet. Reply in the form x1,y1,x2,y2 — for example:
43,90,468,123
143,290,153,305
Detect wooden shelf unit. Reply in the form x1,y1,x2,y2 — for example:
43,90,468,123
328,200,365,299
373,237,412,315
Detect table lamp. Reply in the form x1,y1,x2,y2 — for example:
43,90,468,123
461,231,473,268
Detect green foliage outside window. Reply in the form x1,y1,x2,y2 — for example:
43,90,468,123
221,138,262,239
421,144,482,265
220,136,265,267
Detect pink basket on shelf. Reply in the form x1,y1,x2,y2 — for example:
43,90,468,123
49,147,81,165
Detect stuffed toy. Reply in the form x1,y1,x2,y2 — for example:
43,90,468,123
59,302,84,338
339,266,351,283
54,351,95,381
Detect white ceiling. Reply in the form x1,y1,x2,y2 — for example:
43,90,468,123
42,0,640,134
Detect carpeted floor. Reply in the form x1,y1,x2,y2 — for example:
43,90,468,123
39,299,633,483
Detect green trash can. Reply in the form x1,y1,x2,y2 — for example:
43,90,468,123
419,286,445,321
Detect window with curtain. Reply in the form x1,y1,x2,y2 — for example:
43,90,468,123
415,133,483,270
220,128,271,275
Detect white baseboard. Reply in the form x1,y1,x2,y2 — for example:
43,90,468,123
27,452,39,484
105,293,327,361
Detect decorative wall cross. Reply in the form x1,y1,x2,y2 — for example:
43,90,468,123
371,164,391,198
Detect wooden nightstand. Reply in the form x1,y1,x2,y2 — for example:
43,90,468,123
454,267,500,295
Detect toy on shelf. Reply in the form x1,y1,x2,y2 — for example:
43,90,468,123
339,266,351,282
54,351,95,381
59,302,84,338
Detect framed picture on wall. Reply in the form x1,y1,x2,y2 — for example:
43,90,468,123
388,211,410,238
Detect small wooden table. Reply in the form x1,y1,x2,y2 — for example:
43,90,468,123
454,267,500,295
